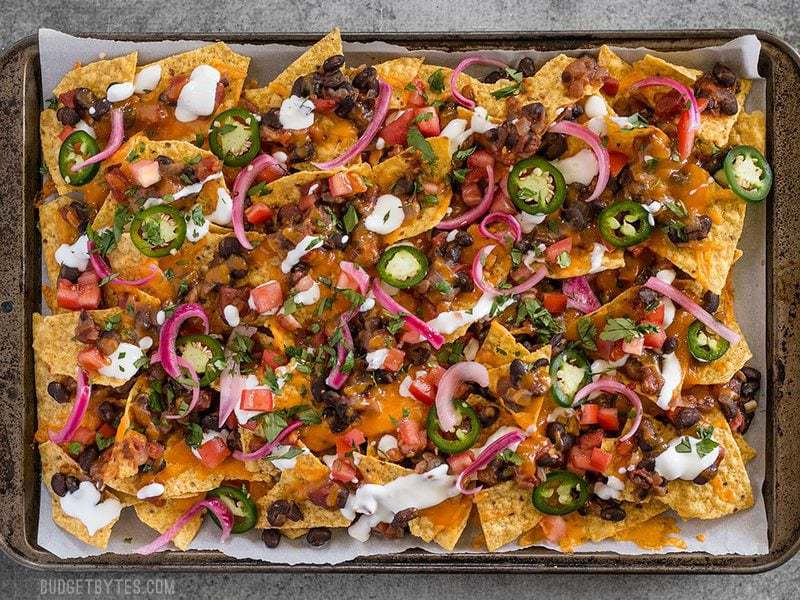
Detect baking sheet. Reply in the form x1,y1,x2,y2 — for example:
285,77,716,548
36,29,768,563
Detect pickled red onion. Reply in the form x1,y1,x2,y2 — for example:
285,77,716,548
437,164,494,230
70,108,124,172
478,212,521,244
562,276,601,314
450,57,508,110
325,313,355,390
371,280,445,349
87,241,158,287
435,361,489,433
48,368,90,444
232,420,304,461
136,498,233,555
158,303,209,379
218,361,246,428
471,244,547,297
456,429,525,494
231,154,284,250
573,380,642,442
548,120,609,202
164,357,200,420
340,261,370,295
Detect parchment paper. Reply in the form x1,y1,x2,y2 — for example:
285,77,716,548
36,29,768,563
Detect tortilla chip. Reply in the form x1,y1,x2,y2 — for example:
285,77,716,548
661,409,753,519
630,54,701,87
475,321,534,368
475,480,542,551
734,432,757,464
647,188,746,295
548,247,625,279
518,54,604,123
729,110,766,153
52,52,138,97
280,528,309,540
487,344,551,431
39,441,122,548
374,57,425,108
39,195,86,287
243,29,342,110
697,80,752,148
135,495,204,551
251,163,371,209
40,110,83,196
597,46,633,84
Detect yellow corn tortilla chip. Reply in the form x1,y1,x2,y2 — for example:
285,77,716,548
630,54,702,88
40,110,84,196
52,52,138,97
487,344,551,431
243,29,342,110
729,110,766,153
697,80,752,148
39,441,123,548
597,46,633,85
374,57,425,108
518,54,604,123
280,528,309,539
39,195,87,287
548,246,625,279
135,495,204,551
612,513,687,550
250,162,371,209
475,480,543,551
475,321,534,368
647,188,746,295
734,432,756,464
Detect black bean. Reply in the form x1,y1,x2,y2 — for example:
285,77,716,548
267,499,291,527
200,413,218,431
740,381,758,399
98,401,118,423
454,230,473,247
536,453,560,467
391,177,415,197
56,106,80,126
509,359,527,387
638,287,659,307
306,527,332,547
702,291,720,314
59,265,81,284
290,260,310,276
546,422,565,444
600,505,627,522
373,370,395,384
226,428,242,452
74,87,96,109
218,236,244,259
712,63,737,88
65,475,81,493
452,271,473,293
440,242,462,263
672,407,701,429
539,132,568,161
352,67,377,92
482,70,507,84
287,502,304,522
532,358,549,369
261,529,281,548
324,232,349,251
156,154,174,166
91,98,111,119
334,95,356,118
51,473,68,497
77,446,99,472
322,55,345,74
291,76,312,98
262,108,282,129
47,381,70,404
661,336,679,354
406,345,431,365
741,366,761,383
517,57,536,78
693,463,719,485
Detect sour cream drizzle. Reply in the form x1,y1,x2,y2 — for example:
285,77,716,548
98,342,144,382
175,65,221,123
654,436,720,481
363,194,405,235
59,481,122,536
281,236,324,273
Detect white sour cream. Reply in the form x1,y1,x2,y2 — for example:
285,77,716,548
551,148,598,186
172,171,224,202
654,436,721,481
589,242,607,273
375,137,386,150
365,349,390,371
656,269,676,284
657,352,682,409
662,298,676,329
590,355,629,381
427,292,514,335
281,236,324,274
398,375,414,398
138,336,153,350
279,95,315,130
293,281,321,306
518,211,547,234
270,445,309,470
134,64,162,94
584,95,608,119
341,464,459,542
59,481,122,536
364,194,405,235
98,342,144,382
175,64,221,123
185,207,210,242
106,81,134,103
74,119,96,138
223,304,240,327
209,188,233,226
377,434,399,457
594,475,624,500
54,235,90,271
136,482,165,500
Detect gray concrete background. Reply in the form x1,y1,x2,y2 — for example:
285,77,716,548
2,0,799,597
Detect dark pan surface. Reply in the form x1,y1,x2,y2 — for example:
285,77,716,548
0,30,798,573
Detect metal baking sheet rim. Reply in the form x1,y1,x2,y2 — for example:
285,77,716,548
0,29,798,574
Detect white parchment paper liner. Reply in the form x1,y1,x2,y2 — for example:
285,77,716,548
36,29,768,563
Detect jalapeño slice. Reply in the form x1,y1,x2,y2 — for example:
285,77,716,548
598,201,653,248
130,205,187,258
723,145,772,203
377,245,429,289
207,485,258,534
208,108,261,167
687,319,730,362
426,402,481,454
58,131,100,186
507,157,566,215
549,348,591,408
176,334,225,386
532,470,590,515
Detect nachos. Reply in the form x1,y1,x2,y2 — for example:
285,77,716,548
35,33,766,555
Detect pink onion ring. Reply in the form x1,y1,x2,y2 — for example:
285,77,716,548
158,303,209,379
164,357,200,420
313,80,392,169
435,361,489,432
231,154,284,250
218,361,246,428
471,244,548,297
456,429,525,495
325,313,355,390
136,498,233,555
340,261,370,295
548,121,609,202
478,212,521,244
371,280,445,349
70,108,124,172
643,277,740,345
437,165,494,230
562,276,601,314
573,380,642,442
450,57,508,110
232,420,304,461
87,241,158,287
48,368,90,444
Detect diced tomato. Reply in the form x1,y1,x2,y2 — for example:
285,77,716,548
240,388,274,412
578,429,604,450
397,417,427,454
615,438,635,457
597,407,620,432
56,277,101,310
245,203,273,225
336,270,360,291
621,336,644,356
71,427,96,446
466,149,495,170
600,77,620,96
545,237,572,264
382,348,406,372
58,90,77,109
426,366,446,386
336,428,366,456
277,313,302,331
146,441,165,460
58,126,76,142
261,348,286,370
642,324,666,350
346,172,368,194
542,292,568,315
379,109,416,146
197,437,231,469
404,79,427,107
447,451,474,475
213,81,225,110
312,98,337,113
461,181,484,206
77,347,110,372
654,89,685,118
414,106,441,137
331,457,358,483
327,172,354,197
98,422,116,439
696,97,709,113
408,378,435,405
194,155,221,182
595,339,615,361
579,404,599,426
249,281,283,314
644,302,665,325
255,161,286,183
608,151,628,177
541,515,567,543
676,109,695,160
568,447,593,473
589,447,613,473
129,159,161,188
164,74,189,103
